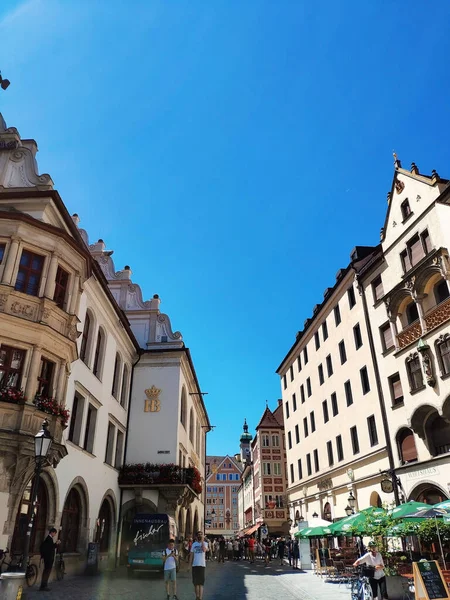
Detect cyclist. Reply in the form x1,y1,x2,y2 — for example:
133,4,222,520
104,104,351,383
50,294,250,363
353,541,387,600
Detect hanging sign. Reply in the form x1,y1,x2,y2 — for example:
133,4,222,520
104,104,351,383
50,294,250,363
381,479,394,493
413,560,449,600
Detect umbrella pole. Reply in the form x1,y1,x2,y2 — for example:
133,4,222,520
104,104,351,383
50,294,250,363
436,516,446,570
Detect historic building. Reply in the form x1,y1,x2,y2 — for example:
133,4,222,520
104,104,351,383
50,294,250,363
204,455,242,537
0,112,209,573
277,157,450,531
357,160,450,506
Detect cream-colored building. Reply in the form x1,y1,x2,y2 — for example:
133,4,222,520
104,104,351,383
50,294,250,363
357,160,450,506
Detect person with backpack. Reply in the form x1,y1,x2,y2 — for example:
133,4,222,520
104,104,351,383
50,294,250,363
162,539,179,600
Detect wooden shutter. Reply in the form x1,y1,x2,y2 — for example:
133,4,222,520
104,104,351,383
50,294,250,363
422,230,432,254
392,377,403,402
401,250,411,272
409,236,424,266
401,432,418,462
383,325,393,350
373,277,384,301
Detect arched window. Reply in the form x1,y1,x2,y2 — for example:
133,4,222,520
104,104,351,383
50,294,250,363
120,364,129,408
112,353,122,399
93,328,105,378
12,477,48,554
80,312,91,364
436,334,450,377
196,421,200,455
96,499,113,553
61,488,81,553
180,388,187,429
426,413,450,457
406,302,419,325
397,428,418,465
434,280,450,305
323,502,332,521
189,408,194,444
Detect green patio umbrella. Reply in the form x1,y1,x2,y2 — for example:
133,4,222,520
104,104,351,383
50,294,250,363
434,500,450,511
296,525,332,538
388,501,429,520
329,507,386,536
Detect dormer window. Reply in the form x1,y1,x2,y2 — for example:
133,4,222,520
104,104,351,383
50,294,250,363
401,199,412,221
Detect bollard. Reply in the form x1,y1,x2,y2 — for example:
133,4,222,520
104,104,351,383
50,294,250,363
0,572,26,600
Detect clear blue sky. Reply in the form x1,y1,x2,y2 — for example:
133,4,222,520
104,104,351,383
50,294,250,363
2,0,450,456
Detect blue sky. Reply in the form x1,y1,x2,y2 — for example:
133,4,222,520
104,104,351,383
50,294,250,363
2,0,450,456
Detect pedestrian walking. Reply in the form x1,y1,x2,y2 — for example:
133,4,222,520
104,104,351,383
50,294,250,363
286,538,292,566
277,537,286,566
248,536,255,563
292,539,300,570
162,539,179,600
232,538,239,561
39,527,60,591
218,536,226,563
264,538,271,566
190,531,208,600
227,539,233,561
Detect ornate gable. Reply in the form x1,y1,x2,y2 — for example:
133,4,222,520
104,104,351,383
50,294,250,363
256,407,281,430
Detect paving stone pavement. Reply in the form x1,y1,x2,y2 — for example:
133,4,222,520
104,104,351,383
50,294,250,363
25,558,352,600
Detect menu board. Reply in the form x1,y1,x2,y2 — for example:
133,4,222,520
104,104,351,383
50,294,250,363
413,561,449,600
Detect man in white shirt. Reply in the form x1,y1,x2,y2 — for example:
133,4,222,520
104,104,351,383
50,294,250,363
353,541,387,600
162,539,178,600
190,531,208,600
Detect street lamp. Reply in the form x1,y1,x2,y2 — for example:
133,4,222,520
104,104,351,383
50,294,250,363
22,421,53,569
312,511,318,518
345,491,357,516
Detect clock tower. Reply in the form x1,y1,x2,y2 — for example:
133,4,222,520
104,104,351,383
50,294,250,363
240,419,253,463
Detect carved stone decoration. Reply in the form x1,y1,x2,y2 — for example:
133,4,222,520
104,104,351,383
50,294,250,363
395,179,405,194
417,341,436,387
317,478,333,491
0,294,8,312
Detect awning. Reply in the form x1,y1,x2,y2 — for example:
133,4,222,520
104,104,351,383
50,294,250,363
244,523,261,536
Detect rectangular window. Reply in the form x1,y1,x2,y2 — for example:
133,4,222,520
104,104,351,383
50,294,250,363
372,275,384,302
327,441,334,466
15,249,44,296
115,430,124,468
105,422,115,465
303,347,309,365
297,458,303,480
345,379,353,406
306,377,312,397
353,323,363,349
407,355,424,392
283,374,287,390
36,358,54,398
295,424,300,444
306,453,312,476
310,411,316,433
322,321,328,340
389,373,404,406
350,426,360,455
303,417,309,438
292,393,297,412
421,229,432,254
380,322,394,352
326,354,333,377
360,366,370,394
290,365,294,381
331,392,338,416
53,266,69,309
68,392,85,445
0,346,26,389
262,434,270,447
272,435,279,447
322,400,329,423
348,286,356,309
297,355,302,372
318,364,324,385
367,415,378,447
315,331,320,350
288,431,292,449
263,463,272,475
401,249,412,273
314,449,319,472
409,234,424,267
0,244,5,263
290,463,294,483
336,435,344,461
83,403,97,454
339,340,347,364
285,401,290,419
438,339,450,376
273,462,281,476
334,304,341,326
300,384,305,404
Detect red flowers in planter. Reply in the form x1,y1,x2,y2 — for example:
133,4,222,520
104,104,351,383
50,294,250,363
118,463,202,494
0,387,26,404
34,396,70,427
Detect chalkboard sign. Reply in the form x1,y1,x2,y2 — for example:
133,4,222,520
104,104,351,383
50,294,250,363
86,542,99,575
413,560,449,600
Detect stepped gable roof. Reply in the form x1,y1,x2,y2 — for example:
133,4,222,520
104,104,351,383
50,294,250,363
256,407,282,430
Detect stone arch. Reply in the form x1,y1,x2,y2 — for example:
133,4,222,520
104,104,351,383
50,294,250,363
370,491,382,508
185,507,192,538
388,288,413,319
61,476,90,553
96,489,117,554
408,481,449,504
410,404,439,440
119,497,158,564
322,501,332,521
396,427,418,465
192,508,199,535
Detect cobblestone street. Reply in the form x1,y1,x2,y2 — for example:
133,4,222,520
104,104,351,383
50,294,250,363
25,559,350,600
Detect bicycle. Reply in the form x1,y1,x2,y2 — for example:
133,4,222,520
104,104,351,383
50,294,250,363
0,548,38,587
55,551,65,581
349,567,373,600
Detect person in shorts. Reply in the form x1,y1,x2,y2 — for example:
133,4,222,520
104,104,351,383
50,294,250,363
190,531,208,600
162,539,178,600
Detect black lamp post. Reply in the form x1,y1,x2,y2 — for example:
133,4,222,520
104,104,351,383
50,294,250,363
345,491,357,516
22,421,53,569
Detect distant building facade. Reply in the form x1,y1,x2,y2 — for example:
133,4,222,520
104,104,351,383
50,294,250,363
205,455,242,537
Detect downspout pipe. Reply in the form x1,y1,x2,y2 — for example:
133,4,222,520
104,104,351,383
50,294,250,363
115,350,142,568
354,270,401,507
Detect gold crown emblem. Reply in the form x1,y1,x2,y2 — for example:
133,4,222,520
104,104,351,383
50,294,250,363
145,385,161,399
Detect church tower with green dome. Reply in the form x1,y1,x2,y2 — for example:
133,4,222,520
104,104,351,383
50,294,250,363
240,419,253,463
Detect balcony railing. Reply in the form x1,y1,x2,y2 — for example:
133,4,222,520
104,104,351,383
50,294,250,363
397,296,450,350
397,320,422,349
119,463,202,494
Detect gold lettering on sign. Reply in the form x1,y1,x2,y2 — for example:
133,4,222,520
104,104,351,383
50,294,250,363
144,386,161,412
